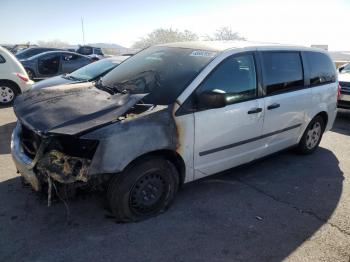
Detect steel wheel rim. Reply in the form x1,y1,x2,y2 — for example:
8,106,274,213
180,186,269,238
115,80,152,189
306,122,321,149
0,86,15,103
129,171,168,215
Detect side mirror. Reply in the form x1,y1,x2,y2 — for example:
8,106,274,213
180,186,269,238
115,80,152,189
197,90,227,110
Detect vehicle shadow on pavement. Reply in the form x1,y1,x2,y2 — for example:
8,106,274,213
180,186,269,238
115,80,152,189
0,147,344,262
0,121,16,154
332,110,350,136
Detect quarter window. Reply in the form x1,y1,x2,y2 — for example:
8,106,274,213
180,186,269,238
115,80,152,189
304,51,336,86
0,55,5,63
198,54,257,105
261,52,304,95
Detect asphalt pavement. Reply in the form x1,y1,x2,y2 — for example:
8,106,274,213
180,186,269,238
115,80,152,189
0,106,349,262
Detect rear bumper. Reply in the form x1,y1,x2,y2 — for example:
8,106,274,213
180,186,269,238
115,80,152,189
338,91,350,109
11,122,41,191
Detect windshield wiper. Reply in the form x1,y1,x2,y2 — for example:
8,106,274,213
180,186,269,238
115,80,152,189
94,78,116,94
63,74,86,81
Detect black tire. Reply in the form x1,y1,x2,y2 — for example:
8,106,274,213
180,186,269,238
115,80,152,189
0,82,19,106
26,68,35,80
107,157,179,222
296,115,325,154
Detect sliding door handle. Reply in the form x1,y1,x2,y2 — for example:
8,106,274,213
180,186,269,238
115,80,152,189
267,103,280,110
248,107,263,114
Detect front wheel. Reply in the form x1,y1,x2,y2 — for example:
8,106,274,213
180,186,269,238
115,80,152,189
107,158,179,222
297,116,325,154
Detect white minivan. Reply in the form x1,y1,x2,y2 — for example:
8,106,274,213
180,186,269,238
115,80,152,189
12,41,338,222
0,46,33,105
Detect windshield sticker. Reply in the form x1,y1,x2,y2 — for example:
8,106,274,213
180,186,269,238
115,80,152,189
190,50,217,57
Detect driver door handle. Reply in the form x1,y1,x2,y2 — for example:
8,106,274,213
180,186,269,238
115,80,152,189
247,107,263,114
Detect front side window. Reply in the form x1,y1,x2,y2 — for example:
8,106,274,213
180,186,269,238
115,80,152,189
38,54,60,75
261,52,304,95
305,51,336,86
197,54,257,105
62,53,81,61
101,46,217,105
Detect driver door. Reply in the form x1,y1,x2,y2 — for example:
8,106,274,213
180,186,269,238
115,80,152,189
193,53,265,179
37,53,61,78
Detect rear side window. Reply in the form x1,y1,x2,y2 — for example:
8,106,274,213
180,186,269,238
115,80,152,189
261,52,304,95
0,55,5,63
304,52,336,86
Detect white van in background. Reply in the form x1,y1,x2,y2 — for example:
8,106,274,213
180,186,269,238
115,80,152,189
0,46,33,105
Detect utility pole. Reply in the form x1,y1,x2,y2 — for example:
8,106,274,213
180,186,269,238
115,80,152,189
81,17,85,45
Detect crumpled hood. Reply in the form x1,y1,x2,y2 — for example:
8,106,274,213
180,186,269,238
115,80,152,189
13,82,146,135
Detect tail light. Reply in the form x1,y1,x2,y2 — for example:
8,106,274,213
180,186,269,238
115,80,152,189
16,73,29,82
337,83,341,101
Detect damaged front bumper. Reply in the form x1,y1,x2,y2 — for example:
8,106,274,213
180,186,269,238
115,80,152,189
11,122,95,191
11,123,41,191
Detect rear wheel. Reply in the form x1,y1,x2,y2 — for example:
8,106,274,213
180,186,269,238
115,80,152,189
297,116,325,154
0,83,18,105
107,158,179,222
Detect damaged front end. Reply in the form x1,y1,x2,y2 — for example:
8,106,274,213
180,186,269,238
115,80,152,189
12,122,98,192
11,84,148,193
36,150,92,184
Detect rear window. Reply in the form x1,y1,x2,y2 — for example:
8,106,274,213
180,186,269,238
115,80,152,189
304,51,336,86
77,46,93,55
94,48,103,55
0,54,5,63
261,52,304,95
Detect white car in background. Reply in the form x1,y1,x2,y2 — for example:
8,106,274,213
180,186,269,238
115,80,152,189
0,46,33,105
338,63,350,109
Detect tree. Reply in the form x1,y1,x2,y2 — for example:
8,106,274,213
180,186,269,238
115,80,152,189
132,28,199,49
37,39,69,48
206,27,246,41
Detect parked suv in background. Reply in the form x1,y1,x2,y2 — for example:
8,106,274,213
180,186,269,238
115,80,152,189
20,51,92,80
338,63,350,109
76,45,104,60
0,46,33,105
12,41,337,222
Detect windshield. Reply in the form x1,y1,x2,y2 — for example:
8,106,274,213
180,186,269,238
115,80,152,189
342,64,350,73
100,46,217,105
68,58,122,81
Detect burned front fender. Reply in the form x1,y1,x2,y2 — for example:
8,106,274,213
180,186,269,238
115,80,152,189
82,105,178,175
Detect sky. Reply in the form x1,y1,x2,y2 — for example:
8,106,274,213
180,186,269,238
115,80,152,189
1,0,349,50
